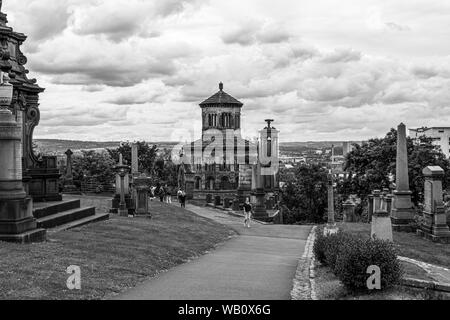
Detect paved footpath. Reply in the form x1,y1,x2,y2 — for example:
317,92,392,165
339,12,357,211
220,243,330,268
115,204,312,300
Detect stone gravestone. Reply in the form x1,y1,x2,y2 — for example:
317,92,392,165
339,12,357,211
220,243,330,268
371,191,393,242
343,199,356,222
62,149,78,194
417,166,450,243
134,173,151,217
391,123,415,231
214,196,221,207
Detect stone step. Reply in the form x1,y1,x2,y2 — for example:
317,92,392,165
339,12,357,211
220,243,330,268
48,213,110,233
37,207,95,229
33,199,81,219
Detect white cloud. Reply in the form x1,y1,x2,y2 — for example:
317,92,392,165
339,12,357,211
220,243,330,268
2,0,450,142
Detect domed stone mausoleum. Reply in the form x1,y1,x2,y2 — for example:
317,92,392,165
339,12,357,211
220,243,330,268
178,83,279,209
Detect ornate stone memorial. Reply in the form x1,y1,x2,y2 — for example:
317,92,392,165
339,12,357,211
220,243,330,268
0,72,46,243
0,3,61,202
417,166,450,243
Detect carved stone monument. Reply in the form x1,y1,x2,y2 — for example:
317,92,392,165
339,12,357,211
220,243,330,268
110,154,133,215
0,3,61,202
0,72,46,243
417,166,450,243
391,123,414,231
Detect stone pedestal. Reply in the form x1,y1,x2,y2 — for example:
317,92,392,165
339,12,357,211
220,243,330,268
417,166,450,243
0,105,46,243
252,188,268,219
343,200,356,222
134,174,151,217
392,123,414,232
371,192,393,241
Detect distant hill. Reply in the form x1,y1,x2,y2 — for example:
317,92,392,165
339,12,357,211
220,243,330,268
34,139,362,156
35,139,179,154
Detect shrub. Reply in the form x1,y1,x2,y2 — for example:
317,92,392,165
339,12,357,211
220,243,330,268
334,237,403,292
314,229,403,292
313,230,327,264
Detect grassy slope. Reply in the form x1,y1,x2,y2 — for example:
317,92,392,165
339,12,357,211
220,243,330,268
337,223,450,268
0,201,234,300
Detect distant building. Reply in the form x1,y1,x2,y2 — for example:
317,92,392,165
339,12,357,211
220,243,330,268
409,127,450,158
179,83,279,203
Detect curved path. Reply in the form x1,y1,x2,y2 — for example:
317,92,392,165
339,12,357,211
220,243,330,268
115,204,312,300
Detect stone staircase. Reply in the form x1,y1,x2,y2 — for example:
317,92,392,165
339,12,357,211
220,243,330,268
33,199,109,232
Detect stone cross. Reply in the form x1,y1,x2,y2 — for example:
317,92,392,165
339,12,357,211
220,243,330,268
392,123,414,231
119,153,123,166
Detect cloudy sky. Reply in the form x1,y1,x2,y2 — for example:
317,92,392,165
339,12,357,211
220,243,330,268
4,0,450,142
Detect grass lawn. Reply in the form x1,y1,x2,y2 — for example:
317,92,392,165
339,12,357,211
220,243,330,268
0,199,234,300
337,222,450,269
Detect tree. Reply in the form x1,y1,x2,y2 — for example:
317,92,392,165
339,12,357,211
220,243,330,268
154,149,178,187
72,150,116,184
280,164,329,223
343,128,450,204
106,141,158,175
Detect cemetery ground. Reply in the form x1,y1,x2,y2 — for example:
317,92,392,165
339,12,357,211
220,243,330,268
0,197,234,300
313,223,450,300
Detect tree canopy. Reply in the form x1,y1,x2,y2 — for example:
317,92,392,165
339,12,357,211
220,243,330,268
343,128,450,204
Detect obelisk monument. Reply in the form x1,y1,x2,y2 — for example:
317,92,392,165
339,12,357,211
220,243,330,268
391,123,414,231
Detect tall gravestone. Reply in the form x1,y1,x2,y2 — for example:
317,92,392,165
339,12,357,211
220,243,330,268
417,166,450,243
391,123,414,231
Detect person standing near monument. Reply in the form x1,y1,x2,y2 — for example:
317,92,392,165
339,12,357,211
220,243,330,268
243,198,253,228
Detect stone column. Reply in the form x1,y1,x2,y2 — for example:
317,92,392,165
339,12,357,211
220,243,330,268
0,77,45,243
324,172,338,235
392,123,414,231
131,143,139,177
368,193,374,223
417,166,450,243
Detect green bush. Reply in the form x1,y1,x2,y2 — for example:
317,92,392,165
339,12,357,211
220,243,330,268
313,230,327,264
314,229,403,292
335,237,403,291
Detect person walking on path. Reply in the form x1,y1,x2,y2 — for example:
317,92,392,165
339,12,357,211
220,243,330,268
177,189,186,208
243,197,253,228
